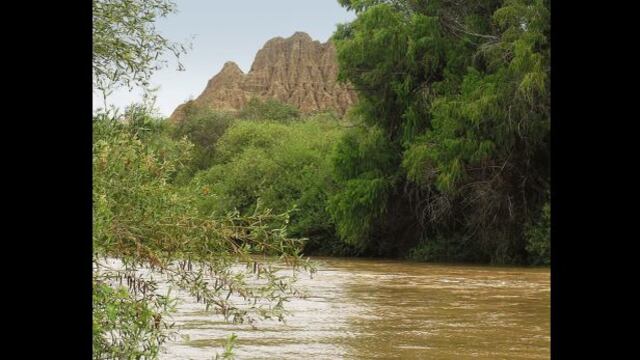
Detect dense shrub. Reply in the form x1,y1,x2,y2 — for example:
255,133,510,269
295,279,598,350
192,113,347,253
168,103,233,178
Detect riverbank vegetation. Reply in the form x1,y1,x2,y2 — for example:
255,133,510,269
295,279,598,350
93,107,315,358
331,0,550,264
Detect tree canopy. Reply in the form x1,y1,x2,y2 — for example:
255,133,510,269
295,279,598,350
92,0,189,99
330,0,550,263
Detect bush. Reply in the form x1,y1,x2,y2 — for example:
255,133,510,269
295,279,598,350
327,125,397,251
169,103,233,177
193,114,344,251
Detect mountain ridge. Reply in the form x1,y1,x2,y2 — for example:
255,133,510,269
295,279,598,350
170,31,357,121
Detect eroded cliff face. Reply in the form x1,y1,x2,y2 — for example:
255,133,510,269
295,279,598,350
170,32,357,121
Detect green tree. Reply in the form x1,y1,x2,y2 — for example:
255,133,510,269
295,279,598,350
169,103,234,177
193,114,347,254
331,0,550,263
93,0,189,103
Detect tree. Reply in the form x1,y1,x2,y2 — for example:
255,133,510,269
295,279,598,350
169,103,234,177
193,114,344,251
331,0,550,263
93,113,313,359
92,0,189,103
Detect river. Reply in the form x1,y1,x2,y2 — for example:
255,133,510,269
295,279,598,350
159,257,550,359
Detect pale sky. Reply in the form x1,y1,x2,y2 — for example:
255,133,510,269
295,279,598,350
93,0,356,117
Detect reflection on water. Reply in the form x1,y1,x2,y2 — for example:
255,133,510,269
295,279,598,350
159,258,549,359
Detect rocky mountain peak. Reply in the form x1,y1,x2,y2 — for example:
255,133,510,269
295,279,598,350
290,31,313,40
220,61,243,73
170,32,357,121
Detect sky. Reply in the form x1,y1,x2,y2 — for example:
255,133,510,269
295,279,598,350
94,0,356,117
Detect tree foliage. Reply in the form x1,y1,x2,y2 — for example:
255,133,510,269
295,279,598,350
93,112,314,359
93,0,189,98
327,125,396,250
169,103,234,177
332,0,550,263
192,113,347,254
92,281,176,359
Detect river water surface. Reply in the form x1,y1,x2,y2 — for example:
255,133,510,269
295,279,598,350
159,257,550,359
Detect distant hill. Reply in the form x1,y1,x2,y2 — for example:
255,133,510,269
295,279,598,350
170,32,357,121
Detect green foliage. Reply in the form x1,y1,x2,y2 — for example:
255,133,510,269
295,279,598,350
334,0,550,263
93,282,176,359
193,114,345,253
237,97,300,123
169,103,233,177
93,109,311,265
327,177,391,249
327,125,396,249
93,110,314,359
93,0,190,97
332,125,397,181
93,116,192,257
337,0,412,14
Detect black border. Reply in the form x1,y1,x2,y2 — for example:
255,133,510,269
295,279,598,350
550,0,597,357
15,1,93,357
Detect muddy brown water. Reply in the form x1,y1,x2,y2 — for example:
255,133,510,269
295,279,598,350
159,257,550,359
